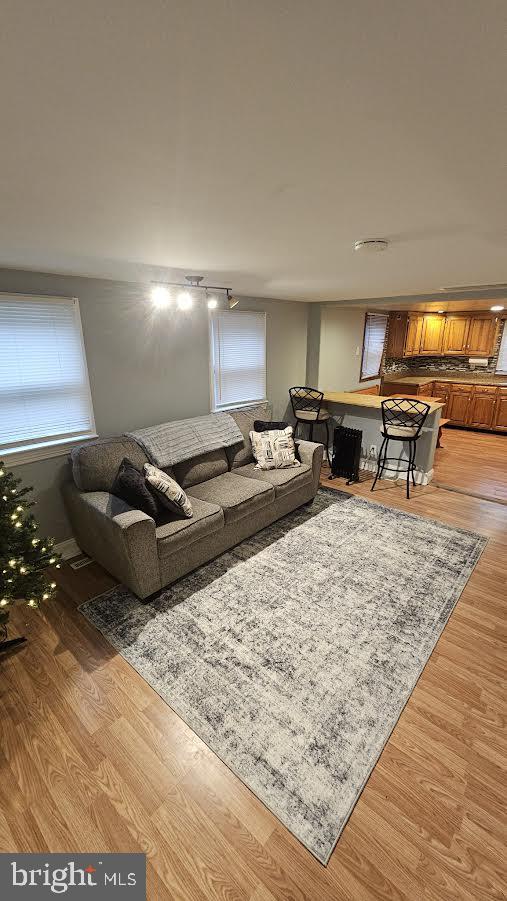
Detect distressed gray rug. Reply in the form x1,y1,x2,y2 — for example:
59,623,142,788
80,489,486,864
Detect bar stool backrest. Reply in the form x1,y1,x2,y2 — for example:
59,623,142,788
381,398,430,438
289,386,324,419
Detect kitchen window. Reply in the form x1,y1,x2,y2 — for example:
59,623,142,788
210,310,267,410
360,312,388,380
0,294,96,465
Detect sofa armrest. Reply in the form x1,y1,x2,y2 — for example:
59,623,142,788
63,482,161,598
295,440,324,491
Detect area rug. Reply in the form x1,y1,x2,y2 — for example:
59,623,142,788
80,489,486,864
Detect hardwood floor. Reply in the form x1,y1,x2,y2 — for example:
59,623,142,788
433,426,507,503
1,474,506,900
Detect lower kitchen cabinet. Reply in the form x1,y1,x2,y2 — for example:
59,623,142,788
446,387,473,426
493,388,507,431
468,388,497,429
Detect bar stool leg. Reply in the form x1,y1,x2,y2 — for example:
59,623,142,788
410,441,417,487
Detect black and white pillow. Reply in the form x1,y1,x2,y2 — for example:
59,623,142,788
143,463,193,518
249,427,300,471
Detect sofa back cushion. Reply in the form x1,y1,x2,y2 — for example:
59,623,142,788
173,448,229,488
71,437,150,492
226,404,271,470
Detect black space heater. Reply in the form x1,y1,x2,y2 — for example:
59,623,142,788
329,425,362,485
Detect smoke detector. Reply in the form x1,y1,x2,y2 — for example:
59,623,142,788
354,239,389,253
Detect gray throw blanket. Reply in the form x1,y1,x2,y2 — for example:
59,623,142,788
126,413,244,468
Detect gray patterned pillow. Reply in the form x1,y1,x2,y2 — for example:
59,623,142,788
249,427,301,471
143,463,193,518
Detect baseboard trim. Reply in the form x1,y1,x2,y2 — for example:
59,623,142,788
55,537,81,560
359,459,434,486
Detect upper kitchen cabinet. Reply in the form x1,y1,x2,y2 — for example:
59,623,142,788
386,312,408,358
419,314,445,355
404,314,424,356
393,310,501,359
466,315,499,356
442,314,470,355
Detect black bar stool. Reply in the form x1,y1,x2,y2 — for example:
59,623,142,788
371,398,430,499
289,386,331,467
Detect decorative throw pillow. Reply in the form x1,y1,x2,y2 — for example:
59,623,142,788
143,463,193,518
253,419,289,432
111,458,161,520
249,427,301,471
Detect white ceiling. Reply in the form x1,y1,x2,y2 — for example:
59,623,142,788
0,0,506,302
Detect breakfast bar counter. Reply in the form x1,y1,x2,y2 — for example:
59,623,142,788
321,391,444,485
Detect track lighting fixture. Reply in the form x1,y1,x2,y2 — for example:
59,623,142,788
150,276,237,312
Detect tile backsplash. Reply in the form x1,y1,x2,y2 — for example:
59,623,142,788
384,320,504,375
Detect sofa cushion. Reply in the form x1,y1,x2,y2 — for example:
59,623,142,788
156,498,224,558
71,437,151,492
186,472,274,524
173,448,229,488
234,462,313,498
111,457,161,520
226,404,270,469
144,463,193,518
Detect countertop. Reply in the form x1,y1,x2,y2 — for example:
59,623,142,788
322,391,444,413
382,372,507,387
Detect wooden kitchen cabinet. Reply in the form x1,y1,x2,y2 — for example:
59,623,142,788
386,312,408,358
493,388,507,431
442,385,473,426
468,387,497,429
433,381,451,416
419,315,445,355
442,315,470,355
404,314,424,356
466,315,498,356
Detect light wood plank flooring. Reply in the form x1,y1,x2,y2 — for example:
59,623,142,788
433,426,507,503
1,474,506,900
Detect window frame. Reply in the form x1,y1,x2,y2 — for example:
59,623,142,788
208,309,267,412
359,311,388,382
0,293,97,466
495,318,507,374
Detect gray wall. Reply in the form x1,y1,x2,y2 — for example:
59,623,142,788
317,306,380,393
0,269,308,542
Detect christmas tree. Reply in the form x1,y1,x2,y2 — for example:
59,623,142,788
0,461,61,649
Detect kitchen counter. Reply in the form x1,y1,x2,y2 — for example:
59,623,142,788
383,372,507,387
323,390,444,413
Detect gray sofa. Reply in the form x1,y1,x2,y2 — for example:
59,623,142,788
63,407,323,599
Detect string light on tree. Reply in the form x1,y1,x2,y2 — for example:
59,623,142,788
0,460,61,651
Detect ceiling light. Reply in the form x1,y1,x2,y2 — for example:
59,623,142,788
151,285,170,309
491,305,504,312
228,294,239,309
354,239,389,253
207,295,218,310
437,310,445,313
177,291,193,310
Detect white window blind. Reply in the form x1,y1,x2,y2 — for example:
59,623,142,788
496,322,507,373
360,312,388,380
0,294,96,457
210,310,267,410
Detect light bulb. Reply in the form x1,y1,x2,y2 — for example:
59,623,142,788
43,593,49,600
491,305,504,312
14,522,21,528
9,559,16,567
0,468,3,476
150,285,171,309
50,582,56,589
49,557,56,564
207,296,218,310
19,566,26,574
16,505,23,512
28,598,37,607
2,496,7,501
0,599,8,606
32,538,39,546
11,513,18,520
177,291,193,310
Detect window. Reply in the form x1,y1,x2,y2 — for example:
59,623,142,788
496,322,507,373
0,294,96,464
210,310,267,410
360,312,388,380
